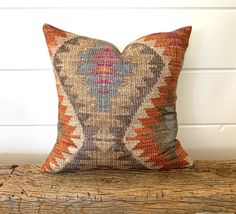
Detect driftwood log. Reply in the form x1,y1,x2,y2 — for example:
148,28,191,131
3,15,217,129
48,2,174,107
0,161,235,213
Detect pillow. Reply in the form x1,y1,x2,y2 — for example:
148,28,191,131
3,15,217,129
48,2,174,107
42,24,192,172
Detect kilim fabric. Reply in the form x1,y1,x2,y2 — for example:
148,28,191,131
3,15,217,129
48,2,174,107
42,24,192,172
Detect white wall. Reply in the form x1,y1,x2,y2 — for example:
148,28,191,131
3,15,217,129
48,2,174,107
0,0,235,163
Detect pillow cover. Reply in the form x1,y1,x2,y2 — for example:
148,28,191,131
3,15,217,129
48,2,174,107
42,24,192,172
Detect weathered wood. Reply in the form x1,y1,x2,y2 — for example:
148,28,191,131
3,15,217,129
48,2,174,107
0,161,235,213
0,164,18,175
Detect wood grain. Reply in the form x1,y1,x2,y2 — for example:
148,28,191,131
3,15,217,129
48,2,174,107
0,160,235,213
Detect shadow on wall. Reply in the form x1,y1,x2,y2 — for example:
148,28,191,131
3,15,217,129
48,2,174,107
0,149,236,164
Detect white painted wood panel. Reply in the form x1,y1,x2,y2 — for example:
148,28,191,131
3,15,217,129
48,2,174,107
177,71,236,124
0,126,57,154
0,9,235,69
0,1,235,160
0,70,236,125
0,70,58,125
1,148,235,164
0,0,235,8
178,125,236,149
0,125,235,160
2,149,236,164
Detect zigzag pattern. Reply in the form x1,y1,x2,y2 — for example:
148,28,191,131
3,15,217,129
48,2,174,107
42,24,192,172
41,81,84,172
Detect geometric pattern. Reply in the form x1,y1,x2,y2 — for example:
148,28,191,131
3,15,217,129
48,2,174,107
41,24,193,172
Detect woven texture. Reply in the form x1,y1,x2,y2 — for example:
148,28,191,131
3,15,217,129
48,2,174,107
42,24,192,172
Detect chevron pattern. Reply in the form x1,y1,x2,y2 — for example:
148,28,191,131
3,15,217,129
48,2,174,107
41,24,192,172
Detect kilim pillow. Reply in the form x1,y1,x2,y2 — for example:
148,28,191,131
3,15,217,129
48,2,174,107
41,24,192,172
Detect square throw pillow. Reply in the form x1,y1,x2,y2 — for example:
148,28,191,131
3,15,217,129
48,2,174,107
42,24,192,172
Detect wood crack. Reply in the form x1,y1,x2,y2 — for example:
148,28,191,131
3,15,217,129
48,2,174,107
0,160,235,213
16,183,29,197
0,164,18,175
